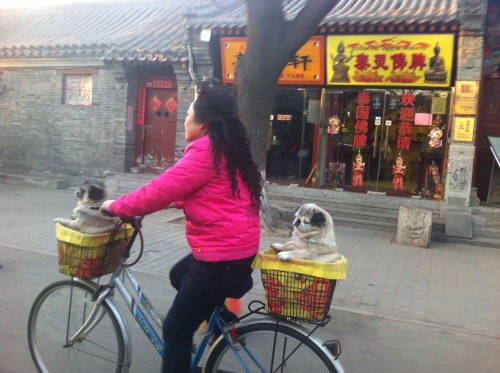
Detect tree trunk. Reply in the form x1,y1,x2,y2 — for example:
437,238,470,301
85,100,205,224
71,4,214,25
236,0,338,173
234,0,338,234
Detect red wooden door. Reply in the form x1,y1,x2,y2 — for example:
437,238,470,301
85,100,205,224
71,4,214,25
136,88,178,171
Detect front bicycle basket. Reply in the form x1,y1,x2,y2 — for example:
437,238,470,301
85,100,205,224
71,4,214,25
56,223,133,280
252,248,348,322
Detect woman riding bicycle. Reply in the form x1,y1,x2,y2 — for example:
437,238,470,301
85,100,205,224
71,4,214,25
101,85,262,372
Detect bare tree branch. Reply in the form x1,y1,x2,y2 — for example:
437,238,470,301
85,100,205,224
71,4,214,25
284,0,339,52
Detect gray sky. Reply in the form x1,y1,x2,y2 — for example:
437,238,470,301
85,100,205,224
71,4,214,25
0,0,117,8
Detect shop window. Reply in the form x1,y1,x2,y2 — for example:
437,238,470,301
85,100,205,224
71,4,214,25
325,89,449,199
63,75,93,106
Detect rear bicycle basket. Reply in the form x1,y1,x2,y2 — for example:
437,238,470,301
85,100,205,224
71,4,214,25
252,248,348,322
56,223,133,280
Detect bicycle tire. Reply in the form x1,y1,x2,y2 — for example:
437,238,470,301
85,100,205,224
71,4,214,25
27,279,126,373
203,321,339,373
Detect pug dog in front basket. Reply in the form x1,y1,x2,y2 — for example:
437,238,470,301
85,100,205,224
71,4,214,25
54,179,120,235
271,203,340,263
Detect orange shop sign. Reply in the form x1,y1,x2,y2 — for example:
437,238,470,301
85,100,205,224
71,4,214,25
326,34,455,87
220,36,325,85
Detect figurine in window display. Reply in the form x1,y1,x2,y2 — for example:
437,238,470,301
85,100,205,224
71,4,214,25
428,126,443,148
328,162,345,188
352,150,365,187
423,160,442,199
392,153,406,191
328,116,341,135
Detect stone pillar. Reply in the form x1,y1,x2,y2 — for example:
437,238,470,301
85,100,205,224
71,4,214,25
445,0,487,207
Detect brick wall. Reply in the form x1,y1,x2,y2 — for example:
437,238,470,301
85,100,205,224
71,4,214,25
0,61,128,175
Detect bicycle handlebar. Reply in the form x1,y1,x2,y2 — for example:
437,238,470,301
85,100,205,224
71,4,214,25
89,206,144,226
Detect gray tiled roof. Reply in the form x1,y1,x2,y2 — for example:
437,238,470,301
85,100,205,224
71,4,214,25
0,0,189,62
186,0,459,28
0,0,459,62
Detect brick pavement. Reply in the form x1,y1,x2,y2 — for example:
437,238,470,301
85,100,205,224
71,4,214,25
1,182,500,339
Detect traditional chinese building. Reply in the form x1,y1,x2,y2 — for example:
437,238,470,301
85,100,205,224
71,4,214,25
0,0,491,210
188,0,488,207
0,0,196,176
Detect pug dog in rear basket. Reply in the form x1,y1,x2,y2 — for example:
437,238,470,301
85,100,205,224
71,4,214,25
271,203,340,263
54,179,119,235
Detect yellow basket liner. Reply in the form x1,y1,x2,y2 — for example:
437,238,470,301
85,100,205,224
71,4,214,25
56,223,134,279
252,248,348,280
56,223,134,246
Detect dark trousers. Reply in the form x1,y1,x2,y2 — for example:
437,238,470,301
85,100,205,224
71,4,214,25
161,254,254,373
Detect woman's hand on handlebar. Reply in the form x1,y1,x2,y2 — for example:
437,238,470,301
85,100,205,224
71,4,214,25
99,200,115,216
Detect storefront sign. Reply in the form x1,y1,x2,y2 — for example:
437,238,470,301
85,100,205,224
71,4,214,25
396,92,416,151
431,95,447,114
151,80,173,89
277,114,292,121
326,34,454,87
221,36,325,85
453,116,475,142
352,92,370,148
454,81,479,115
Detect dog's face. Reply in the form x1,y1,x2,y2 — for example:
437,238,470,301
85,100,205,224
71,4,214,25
293,203,330,236
76,179,109,204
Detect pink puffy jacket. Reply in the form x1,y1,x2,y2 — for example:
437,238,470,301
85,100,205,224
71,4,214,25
109,135,261,262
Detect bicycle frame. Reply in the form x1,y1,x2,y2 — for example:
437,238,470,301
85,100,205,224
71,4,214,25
60,218,342,373
62,223,244,373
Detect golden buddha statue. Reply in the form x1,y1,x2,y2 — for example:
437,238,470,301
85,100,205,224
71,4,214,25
330,41,354,83
424,43,447,83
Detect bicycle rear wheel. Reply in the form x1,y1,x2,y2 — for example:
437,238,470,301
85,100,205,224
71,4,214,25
28,279,125,373
203,321,339,373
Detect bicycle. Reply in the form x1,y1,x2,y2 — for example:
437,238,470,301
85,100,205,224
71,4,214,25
27,216,345,372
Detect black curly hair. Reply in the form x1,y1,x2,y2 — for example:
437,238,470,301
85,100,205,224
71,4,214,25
193,85,262,205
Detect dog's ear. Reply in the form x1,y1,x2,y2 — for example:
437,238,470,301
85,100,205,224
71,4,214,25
310,209,327,227
88,183,106,201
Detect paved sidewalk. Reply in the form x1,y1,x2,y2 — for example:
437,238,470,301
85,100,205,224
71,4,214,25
1,182,500,340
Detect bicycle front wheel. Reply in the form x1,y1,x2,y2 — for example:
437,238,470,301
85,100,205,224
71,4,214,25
204,321,339,373
28,279,125,373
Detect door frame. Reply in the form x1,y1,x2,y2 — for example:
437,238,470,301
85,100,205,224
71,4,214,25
135,76,178,172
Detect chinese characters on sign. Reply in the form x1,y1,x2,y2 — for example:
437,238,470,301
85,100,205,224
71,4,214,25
453,117,475,142
454,81,479,115
137,87,146,125
397,92,416,151
151,80,173,89
431,94,448,114
327,34,454,87
220,36,325,85
353,92,371,148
